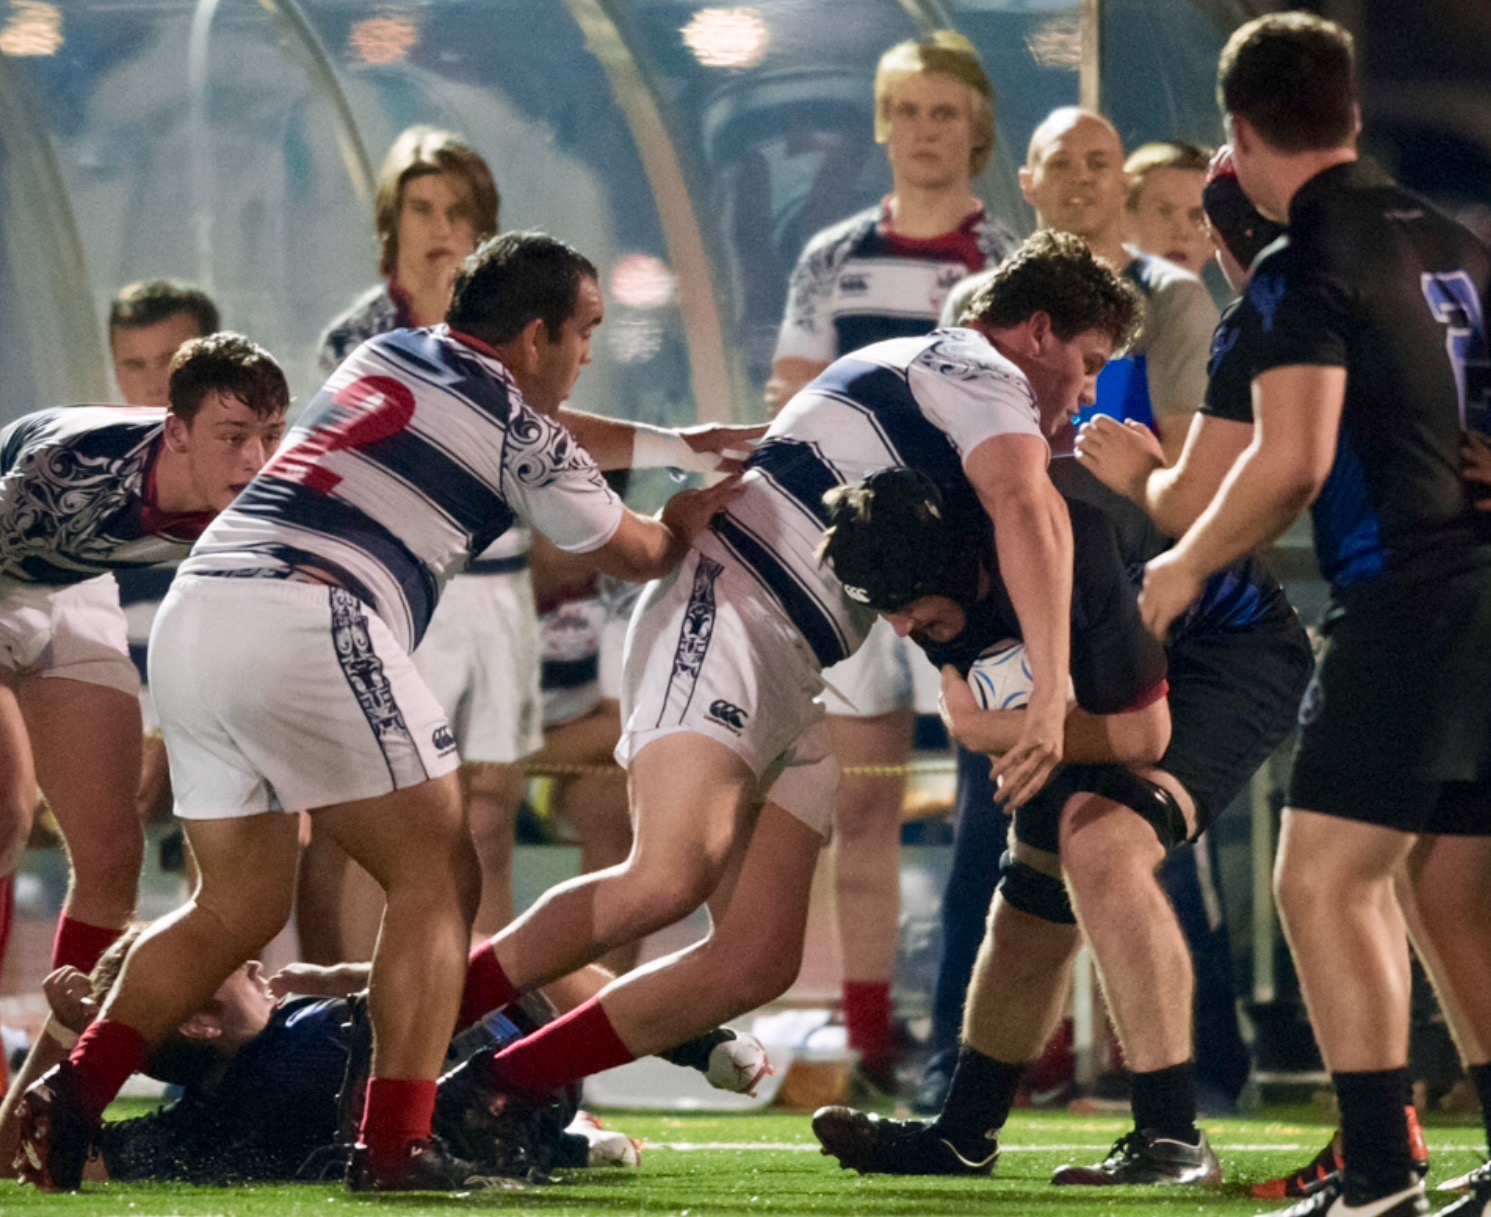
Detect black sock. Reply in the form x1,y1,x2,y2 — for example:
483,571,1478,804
1335,1068,1415,1195
658,1027,733,1073
1470,1062,1491,1151
934,1045,1023,1142
1131,1061,1199,1143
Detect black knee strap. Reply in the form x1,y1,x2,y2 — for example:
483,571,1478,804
998,849,1076,925
1067,765,1188,850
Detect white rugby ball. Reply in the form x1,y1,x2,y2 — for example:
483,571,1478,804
966,642,1034,711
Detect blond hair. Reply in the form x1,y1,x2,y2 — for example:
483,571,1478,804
874,31,996,177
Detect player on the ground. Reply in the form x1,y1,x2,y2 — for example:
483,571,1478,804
1139,15,1491,1217
767,31,1019,1089
13,231,748,1195
811,446,1310,1185
421,232,1137,1151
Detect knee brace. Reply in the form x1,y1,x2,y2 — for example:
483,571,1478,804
997,850,1075,926
1067,765,1188,850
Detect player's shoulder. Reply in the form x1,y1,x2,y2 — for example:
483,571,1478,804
5,406,160,463
972,212,1021,263
318,284,400,369
794,205,882,269
909,328,1034,398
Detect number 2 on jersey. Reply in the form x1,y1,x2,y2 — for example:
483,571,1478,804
269,375,416,494
1420,271,1491,434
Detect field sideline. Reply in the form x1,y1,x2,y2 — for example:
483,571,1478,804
1,1107,1485,1217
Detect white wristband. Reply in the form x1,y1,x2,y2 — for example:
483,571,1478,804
631,424,718,473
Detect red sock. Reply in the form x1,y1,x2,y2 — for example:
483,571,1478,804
359,1077,438,1169
843,980,893,1069
52,914,122,973
489,998,633,1097
67,1020,149,1124
458,941,519,1030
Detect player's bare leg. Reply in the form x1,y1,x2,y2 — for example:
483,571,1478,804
0,679,35,888
21,675,144,956
490,734,755,992
829,710,912,1086
1275,810,1415,1071
464,761,525,936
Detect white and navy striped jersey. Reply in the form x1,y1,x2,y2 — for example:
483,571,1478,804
181,327,624,652
0,406,205,586
712,327,1044,668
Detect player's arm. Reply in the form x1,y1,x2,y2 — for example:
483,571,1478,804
765,359,828,413
269,961,369,999
557,409,765,475
1077,410,1254,536
939,666,1169,768
1464,430,1491,510
585,477,744,583
1142,365,1344,637
964,434,1073,810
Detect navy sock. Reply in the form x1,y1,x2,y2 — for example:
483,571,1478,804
935,1046,1023,1141
1131,1061,1199,1143
1335,1068,1415,1196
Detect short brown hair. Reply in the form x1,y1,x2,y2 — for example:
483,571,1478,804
109,280,219,341
1218,13,1356,153
374,126,500,279
874,31,997,177
1124,140,1211,210
962,230,1142,355
167,332,289,424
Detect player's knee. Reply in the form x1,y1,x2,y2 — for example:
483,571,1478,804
712,931,802,1010
65,818,146,893
997,851,1076,926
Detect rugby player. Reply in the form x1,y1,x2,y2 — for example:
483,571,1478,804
14,231,751,1194
810,450,1309,1184
1139,15,1491,1216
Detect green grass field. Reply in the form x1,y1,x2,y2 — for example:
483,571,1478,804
1,1107,1485,1217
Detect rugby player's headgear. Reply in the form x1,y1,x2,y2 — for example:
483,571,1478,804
819,467,984,612
1203,146,1285,270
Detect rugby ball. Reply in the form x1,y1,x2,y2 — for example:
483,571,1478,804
966,642,1035,711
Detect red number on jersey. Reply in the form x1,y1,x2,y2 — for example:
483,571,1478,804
269,375,416,494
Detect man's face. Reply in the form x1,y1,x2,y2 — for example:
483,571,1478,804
209,961,277,1049
883,594,968,645
1129,167,1210,271
1022,326,1115,435
111,312,205,407
883,72,977,194
523,276,604,414
394,171,479,290
165,390,286,513
1021,116,1128,244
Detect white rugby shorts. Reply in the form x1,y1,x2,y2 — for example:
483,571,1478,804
0,576,139,695
616,545,838,836
413,569,543,764
151,576,459,819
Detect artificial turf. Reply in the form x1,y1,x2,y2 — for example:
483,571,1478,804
1,1107,1484,1216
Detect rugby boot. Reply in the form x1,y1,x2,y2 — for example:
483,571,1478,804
1259,1171,1429,1216
1052,1127,1222,1186
1437,1161,1491,1196
13,1065,95,1192
1254,1109,1430,1201
1433,1167,1491,1216
811,1105,999,1176
345,1136,526,1192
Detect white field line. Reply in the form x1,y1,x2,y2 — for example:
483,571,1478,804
650,1142,1312,1153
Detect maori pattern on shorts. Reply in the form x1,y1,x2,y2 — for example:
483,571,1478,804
657,555,723,726
330,587,427,786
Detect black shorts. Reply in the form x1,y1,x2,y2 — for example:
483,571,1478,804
1162,612,1314,834
1288,566,1491,833
1012,609,1313,851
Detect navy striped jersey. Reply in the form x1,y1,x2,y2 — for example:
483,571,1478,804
773,201,1016,363
709,328,1045,668
0,406,208,585
181,327,624,652
1240,159,1491,589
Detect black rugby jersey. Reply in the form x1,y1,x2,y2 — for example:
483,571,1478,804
1240,159,1491,589
1200,297,1259,427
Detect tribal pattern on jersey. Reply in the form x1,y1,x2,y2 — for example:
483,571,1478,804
181,326,623,652
711,329,1043,669
317,283,408,376
774,203,1017,364
0,407,196,585
654,554,724,728
330,587,428,787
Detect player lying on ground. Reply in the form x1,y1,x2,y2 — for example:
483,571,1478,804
810,459,1310,1186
